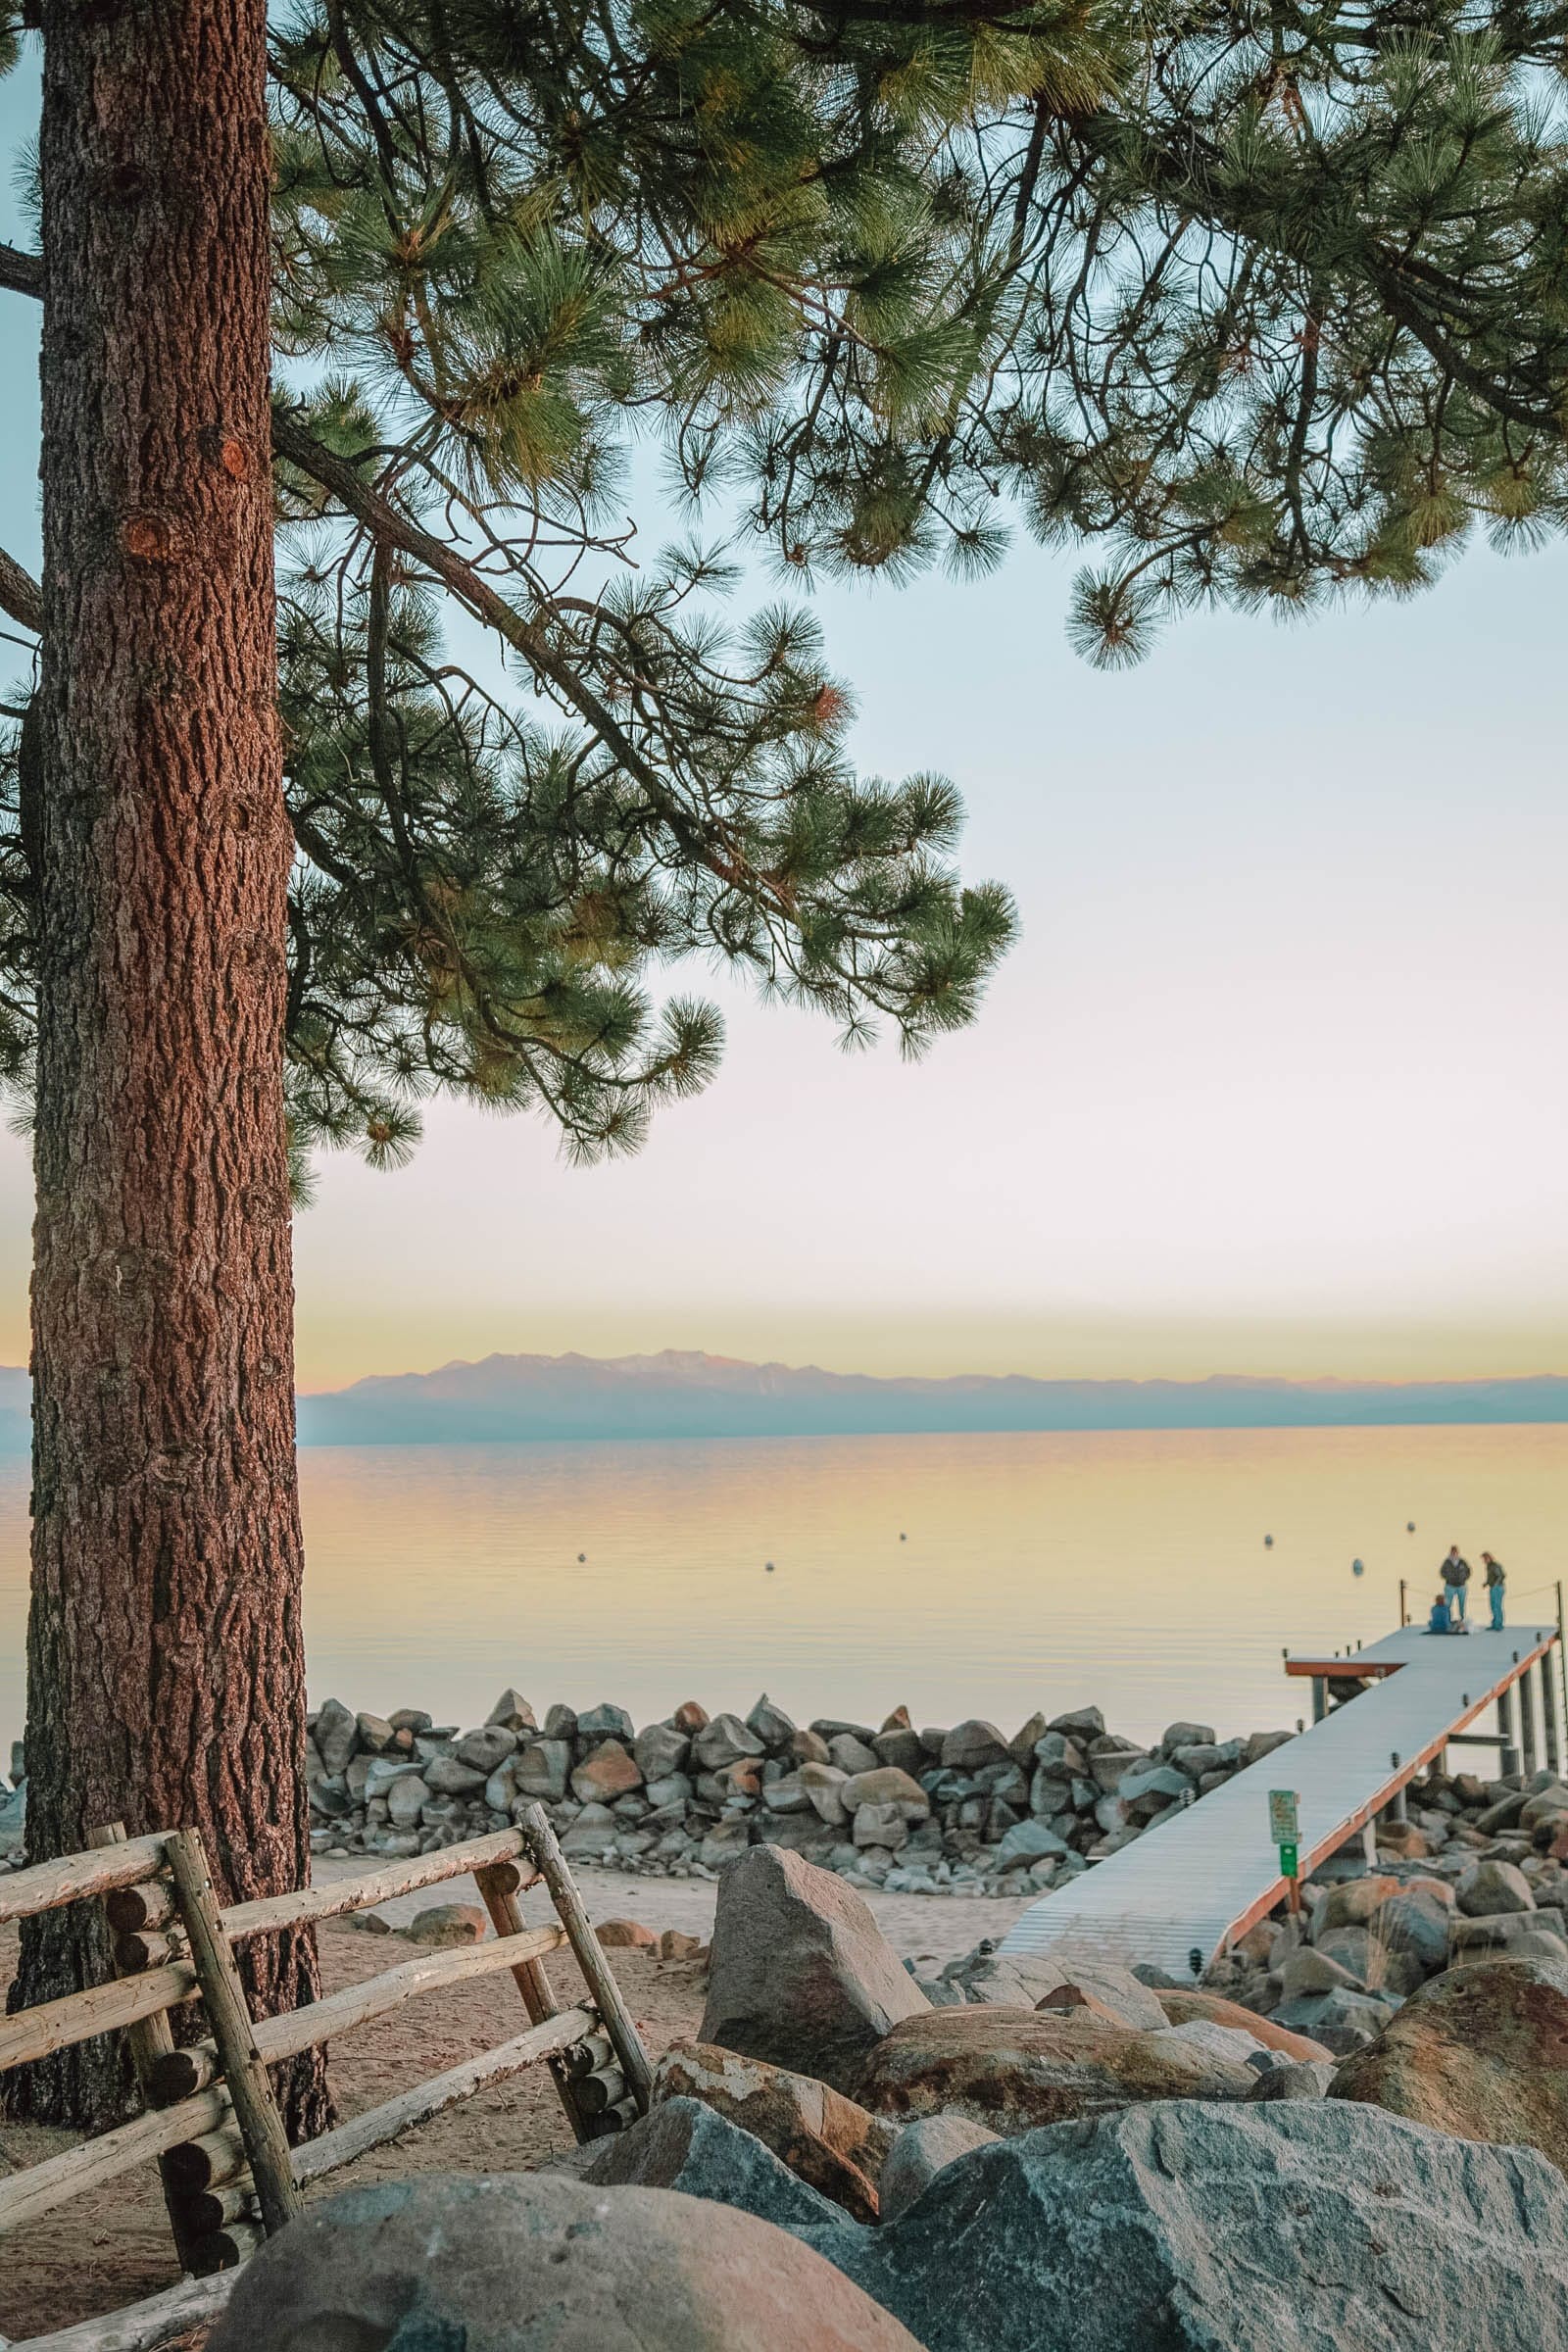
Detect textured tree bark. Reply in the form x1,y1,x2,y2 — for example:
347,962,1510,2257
6,0,327,2132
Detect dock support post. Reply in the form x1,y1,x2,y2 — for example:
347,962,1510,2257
1496,1683,1521,1781
1544,1644,1561,1778
1311,1676,1327,1725
1521,1662,1539,1779
1360,1821,1377,1866
1388,1755,1408,1826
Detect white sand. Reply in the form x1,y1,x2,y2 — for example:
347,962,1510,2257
315,1854,1032,1967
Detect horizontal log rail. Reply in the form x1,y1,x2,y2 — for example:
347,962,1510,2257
249,1922,568,2064
0,1836,170,1927
290,2003,596,2187
0,1971,592,2236
10,2269,240,2352
0,1958,198,2075
1,1821,533,1939
220,1827,531,1943
0,2086,228,2234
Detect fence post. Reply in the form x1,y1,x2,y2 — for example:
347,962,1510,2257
1520,1660,1540,1779
515,1804,653,2115
1544,1642,1562,1778
472,1855,595,2146
88,1822,212,2274
1495,1682,1521,1781
165,1830,300,2235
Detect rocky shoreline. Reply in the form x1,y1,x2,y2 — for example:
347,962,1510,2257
0,1690,1292,1888
298,1689,1308,1897
205,1838,1568,2352
2,1690,1546,1933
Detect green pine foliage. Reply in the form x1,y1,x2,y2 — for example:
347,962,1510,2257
0,0,1563,1165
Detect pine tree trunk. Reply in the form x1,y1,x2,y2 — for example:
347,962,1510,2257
5,0,327,2134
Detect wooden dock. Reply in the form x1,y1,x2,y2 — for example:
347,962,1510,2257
999,1621,1560,1979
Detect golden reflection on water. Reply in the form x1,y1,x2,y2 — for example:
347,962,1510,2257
292,1423,1566,1743
1,1424,1563,1748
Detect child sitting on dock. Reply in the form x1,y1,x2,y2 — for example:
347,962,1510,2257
1428,1590,1452,1634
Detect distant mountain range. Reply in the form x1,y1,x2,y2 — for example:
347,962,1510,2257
0,1353,1561,1453
294,1349,1568,1446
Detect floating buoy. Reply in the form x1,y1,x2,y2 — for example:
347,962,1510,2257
764,1561,775,1573
1264,1535,1274,1547
577,1552,586,1563
900,1532,906,1542
1407,1521,1416,1533
1352,1558,1365,1577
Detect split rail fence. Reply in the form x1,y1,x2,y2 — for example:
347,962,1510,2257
0,1802,651,2282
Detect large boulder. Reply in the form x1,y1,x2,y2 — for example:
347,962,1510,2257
694,1712,766,1771
941,1720,1011,1773
634,1722,692,1781
1458,1858,1536,1917
1373,1887,1453,1979
839,1766,930,1820
583,2097,845,2230
854,2006,1257,2133
1449,1907,1567,1962
1331,1954,1568,2175
877,2113,1002,2224
797,2099,1568,2352
1315,1873,1404,1933
207,2171,920,2352
941,1948,1167,2030
1269,1985,1395,2054
699,1846,929,2090
652,2041,895,2221
1153,1988,1331,2063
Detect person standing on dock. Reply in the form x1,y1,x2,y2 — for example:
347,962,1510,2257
1482,1552,1506,1631
1441,1545,1471,1623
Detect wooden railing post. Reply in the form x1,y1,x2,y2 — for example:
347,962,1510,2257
514,1803,653,2116
165,1830,301,2236
472,1854,593,2146
1543,1641,1561,1778
87,1823,213,2274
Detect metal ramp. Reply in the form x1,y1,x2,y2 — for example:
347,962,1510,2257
999,1622,1560,1979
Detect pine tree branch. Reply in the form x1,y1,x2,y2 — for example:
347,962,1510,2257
270,407,793,915
0,243,41,300
0,546,42,634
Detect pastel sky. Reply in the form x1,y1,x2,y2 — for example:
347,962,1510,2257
0,61,1562,1391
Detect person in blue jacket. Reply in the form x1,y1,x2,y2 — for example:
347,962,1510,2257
1427,1590,1452,1635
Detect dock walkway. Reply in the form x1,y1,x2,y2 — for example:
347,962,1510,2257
999,1621,1559,1979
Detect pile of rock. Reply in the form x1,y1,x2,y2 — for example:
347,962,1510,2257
1206,1763,1568,2049
208,1843,1568,2352
291,1691,1301,1896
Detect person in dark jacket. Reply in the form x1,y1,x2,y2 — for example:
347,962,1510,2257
1482,1551,1506,1632
1442,1545,1471,1623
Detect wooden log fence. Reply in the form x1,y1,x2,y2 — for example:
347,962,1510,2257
87,1824,217,2278
1,1805,654,2326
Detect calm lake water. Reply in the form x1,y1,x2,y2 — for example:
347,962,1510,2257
1,1424,1563,1752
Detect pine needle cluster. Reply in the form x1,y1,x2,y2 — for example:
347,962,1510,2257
0,0,1562,1164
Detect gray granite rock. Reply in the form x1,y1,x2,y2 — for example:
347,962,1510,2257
313,1696,357,1776
583,2097,845,2229
208,2169,921,2351
796,2098,1568,2352
878,2112,1002,2223
699,1845,929,2091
